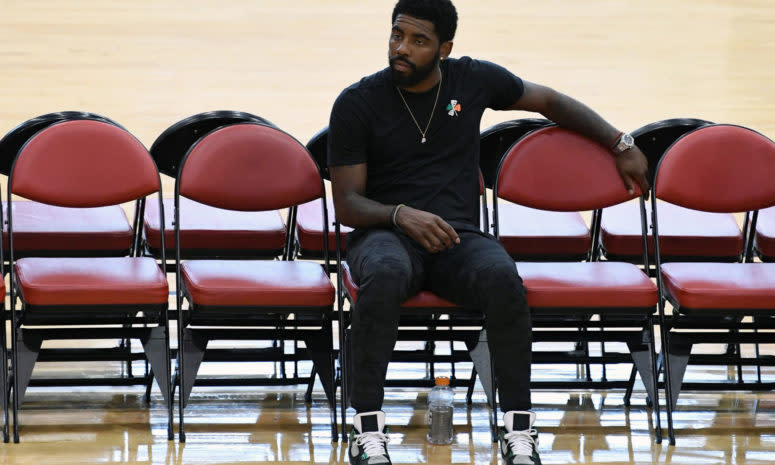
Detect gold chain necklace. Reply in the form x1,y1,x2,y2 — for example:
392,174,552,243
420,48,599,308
396,72,442,144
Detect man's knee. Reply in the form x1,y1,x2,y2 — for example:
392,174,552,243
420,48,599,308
475,261,527,306
352,255,414,327
358,254,414,298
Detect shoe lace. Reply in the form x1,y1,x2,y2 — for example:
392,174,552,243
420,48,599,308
503,428,538,456
355,431,390,457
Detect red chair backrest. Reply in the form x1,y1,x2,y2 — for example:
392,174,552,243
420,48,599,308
178,123,322,211
655,125,775,213
495,126,639,211
11,120,159,207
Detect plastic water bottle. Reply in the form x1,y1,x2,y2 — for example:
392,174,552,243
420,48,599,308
427,376,454,444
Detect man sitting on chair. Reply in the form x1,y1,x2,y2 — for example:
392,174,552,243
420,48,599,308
328,1,649,464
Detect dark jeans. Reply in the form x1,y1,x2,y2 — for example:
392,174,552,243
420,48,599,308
346,227,532,413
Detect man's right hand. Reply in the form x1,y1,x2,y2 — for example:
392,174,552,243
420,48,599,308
395,205,460,253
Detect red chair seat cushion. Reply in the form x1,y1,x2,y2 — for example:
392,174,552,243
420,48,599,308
518,262,657,309
755,206,775,259
15,257,169,306
181,260,335,307
4,201,132,253
143,197,286,252
661,262,775,310
297,198,351,253
601,201,742,258
496,202,590,257
341,262,456,308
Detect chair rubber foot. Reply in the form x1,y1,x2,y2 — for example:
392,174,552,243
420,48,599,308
180,431,186,443
13,432,19,443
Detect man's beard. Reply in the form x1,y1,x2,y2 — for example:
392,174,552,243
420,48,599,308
389,51,440,88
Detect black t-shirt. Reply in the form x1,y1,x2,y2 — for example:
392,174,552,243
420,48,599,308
328,56,524,232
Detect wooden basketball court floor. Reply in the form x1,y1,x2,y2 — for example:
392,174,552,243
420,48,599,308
1,1,775,464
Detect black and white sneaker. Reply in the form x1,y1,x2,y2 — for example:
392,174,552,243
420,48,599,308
349,411,391,465
499,411,541,465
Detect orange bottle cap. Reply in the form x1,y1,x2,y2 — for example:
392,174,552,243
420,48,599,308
435,376,450,386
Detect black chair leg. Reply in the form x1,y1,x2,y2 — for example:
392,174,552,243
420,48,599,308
305,366,317,404
582,327,592,382
177,327,186,444
599,320,608,382
1,308,8,444
754,323,762,384
340,329,351,443
623,365,637,407
11,324,20,443
647,318,662,444
466,367,477,406
660,328,676,445
329,350,338,443
489,355,498,443
145,370,154,403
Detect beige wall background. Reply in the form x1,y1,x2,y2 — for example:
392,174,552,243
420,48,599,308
1,0,773,153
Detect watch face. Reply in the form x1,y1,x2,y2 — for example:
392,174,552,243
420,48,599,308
616,133,634,152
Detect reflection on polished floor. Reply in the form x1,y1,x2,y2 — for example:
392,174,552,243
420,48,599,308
0,354,774,465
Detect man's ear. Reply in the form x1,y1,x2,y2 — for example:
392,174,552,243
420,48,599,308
440,41,453,60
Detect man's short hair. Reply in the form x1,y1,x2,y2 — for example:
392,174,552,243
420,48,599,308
391,0,458,43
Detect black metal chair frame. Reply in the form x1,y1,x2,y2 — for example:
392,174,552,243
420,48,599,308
0,224,6,443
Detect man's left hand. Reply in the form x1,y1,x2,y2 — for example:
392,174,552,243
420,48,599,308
615,146,650,199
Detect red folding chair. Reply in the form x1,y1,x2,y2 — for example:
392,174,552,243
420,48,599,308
652,124,775,444
142,111,286,265
480,119,591,262
7,119,172,443
297,127,351,265
601,118,742,266
473,118,597,402
493,126,662,441
598,118,749,403
173,122,338,442
0,112,143,389
144,111,316,398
